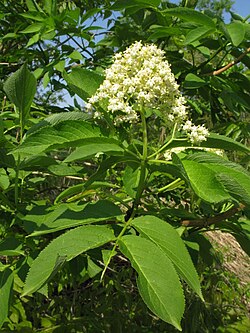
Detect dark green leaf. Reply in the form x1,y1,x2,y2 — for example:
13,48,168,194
163,8,215,27
0,238,24,256
0,268,14,329
111,0,160,10
23,200,122,236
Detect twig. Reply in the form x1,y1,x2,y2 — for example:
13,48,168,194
181,204,244,227
204,47,250,76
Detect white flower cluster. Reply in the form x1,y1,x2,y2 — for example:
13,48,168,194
86,41,209,144
86,41,187,126
164,146,224,161
182,120,209,144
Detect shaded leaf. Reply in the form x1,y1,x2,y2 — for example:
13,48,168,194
23,200,122,236
111,0,160,10
163,8,215,27
0,268,13,329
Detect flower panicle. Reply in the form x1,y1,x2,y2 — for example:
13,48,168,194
86,41,209,144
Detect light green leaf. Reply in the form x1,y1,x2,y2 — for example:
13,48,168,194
119,235,184,331
163,8,215,27
132,215,203,299
3,63,37,128
22,225,115,296
185,26,215,45
181,160,231,203
0,268,14,328
20,11,46,22
68,50,83,61
183,73,207,89
65,138,124,162
226,22,246,47
19,22,44,34
0,170,9,190
14,120,103,155
26,0,43,12
27,33,40,47
63,68,103,101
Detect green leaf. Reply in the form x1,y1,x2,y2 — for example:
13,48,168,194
14,120,103,155
63,68,103,101
22,225,115,296
166,133,250,154
123,164,140,198
183,73,207,89
111,0,160,10
216,173,250,207
148,26,186,40
64,138,124,162
163,8,215,27
0,268,14,329
132,215,203,299
0,169,10,190
205,164,250,206
20,11,46,22
187,152,249,174
26,111,91,136
185,26,215,45
226,22,246,47
19,22,44,34
119,235,184,330
26,0,43,12
3,63,37,128
23,200,122,236
0,238,24,256
181,160,231,203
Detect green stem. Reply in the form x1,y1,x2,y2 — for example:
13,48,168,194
154,178,183,194
100,107,148,281
14,154,20,208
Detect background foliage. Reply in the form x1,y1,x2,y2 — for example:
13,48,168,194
0,0,250,332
